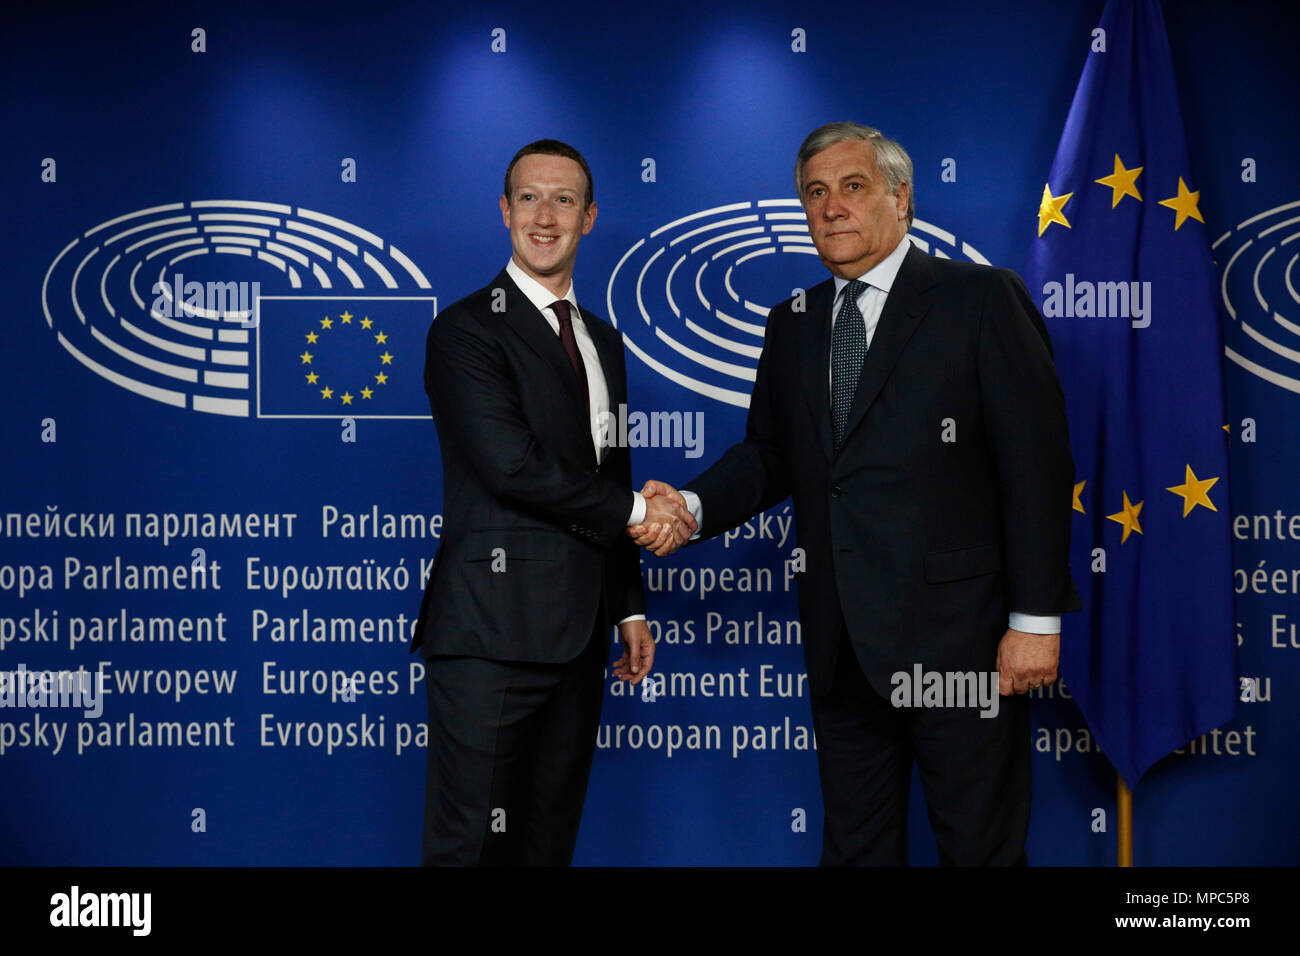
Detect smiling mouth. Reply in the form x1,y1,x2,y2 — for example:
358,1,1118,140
530,235,559,245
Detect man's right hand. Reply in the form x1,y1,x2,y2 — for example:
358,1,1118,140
628,480,696,556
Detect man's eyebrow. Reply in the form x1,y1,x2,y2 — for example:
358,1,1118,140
804,170,871,191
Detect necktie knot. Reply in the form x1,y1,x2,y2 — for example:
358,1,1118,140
841,279,868,306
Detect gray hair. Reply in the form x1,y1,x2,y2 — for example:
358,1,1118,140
794,122,914,227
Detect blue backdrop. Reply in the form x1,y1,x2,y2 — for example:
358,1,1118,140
1,0,1295,865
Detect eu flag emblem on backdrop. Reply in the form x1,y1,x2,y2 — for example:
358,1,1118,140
1024,0,1237,786
256,296,436,418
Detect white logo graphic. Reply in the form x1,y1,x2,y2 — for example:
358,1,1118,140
1215,199,1300,395
605,200,990,408
42,201,434,417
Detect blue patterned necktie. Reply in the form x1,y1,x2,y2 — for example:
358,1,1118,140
831,279,868,453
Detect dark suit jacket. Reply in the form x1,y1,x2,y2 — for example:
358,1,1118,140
409,269,645,663
689,243,1080,695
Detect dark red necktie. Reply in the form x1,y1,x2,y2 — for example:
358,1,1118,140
551,299,589,412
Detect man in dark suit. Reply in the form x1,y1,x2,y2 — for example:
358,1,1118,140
633,122,1079,865
411,139,696,865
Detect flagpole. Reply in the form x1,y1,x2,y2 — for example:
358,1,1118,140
1117,774,1133,866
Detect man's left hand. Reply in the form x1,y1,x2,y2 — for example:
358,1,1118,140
613,619,656,685
996,629,1059,695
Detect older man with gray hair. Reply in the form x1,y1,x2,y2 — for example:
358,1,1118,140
634,121,1080,864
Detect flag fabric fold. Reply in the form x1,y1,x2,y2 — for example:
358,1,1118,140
1024,0,1237,787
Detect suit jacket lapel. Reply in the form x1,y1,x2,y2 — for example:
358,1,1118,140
585,309,622,406
796,279,836,462
839,243,935,448
584,309,623,469
497,270,589,414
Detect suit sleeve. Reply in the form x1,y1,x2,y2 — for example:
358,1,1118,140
686,306,794,540
978,269,1081,616
426,306,634,548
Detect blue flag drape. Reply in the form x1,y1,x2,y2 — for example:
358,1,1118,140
1024,0,1238,786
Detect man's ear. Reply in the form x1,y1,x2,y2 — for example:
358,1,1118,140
894,183,911,221
582,200,598,235
499,194,510,228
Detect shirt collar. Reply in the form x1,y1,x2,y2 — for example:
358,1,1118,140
506,257,579,318
832,234,912,304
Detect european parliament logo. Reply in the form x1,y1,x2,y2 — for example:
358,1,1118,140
605,199,990,408
1215,199,1300,396
41,200,436,418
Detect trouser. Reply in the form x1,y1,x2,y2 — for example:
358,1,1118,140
810,627,1031,865
421,626,606,866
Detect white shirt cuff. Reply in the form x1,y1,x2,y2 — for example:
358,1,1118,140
1009,612,1060,634
617,614,647,625
627,491,646,526
679,489,702,541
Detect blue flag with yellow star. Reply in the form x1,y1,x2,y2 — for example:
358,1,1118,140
255,296,435,418
1024,0,1237,787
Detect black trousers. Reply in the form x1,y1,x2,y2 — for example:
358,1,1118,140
421,627,607,866
809,627,1031,866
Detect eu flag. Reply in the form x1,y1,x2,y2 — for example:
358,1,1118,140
1024,0,1237,786
255,295,436,418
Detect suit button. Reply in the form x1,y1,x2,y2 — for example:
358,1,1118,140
831,485,843,498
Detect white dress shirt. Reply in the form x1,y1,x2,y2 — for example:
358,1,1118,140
683,235,1059,635
505,259,645,626
506,258,611,461
828,229,912,384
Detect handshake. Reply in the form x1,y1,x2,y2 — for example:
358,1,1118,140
627,480,697,557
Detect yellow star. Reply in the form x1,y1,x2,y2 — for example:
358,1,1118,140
340,311,353,323
360,316,373,329
1166,465,1219,517
1157,176,1203,230
306,331,319,344
380,351,393,365
375,372,388,385
360,386,374,399
1106,491,1144,544
340,392,353,405
1038,184,1073,237
375,331,388,344
1072,480,1086,514
300,350,314,364
321,385,334,399
1094,154,1143,208
320,316,333,329
306,371,319,384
